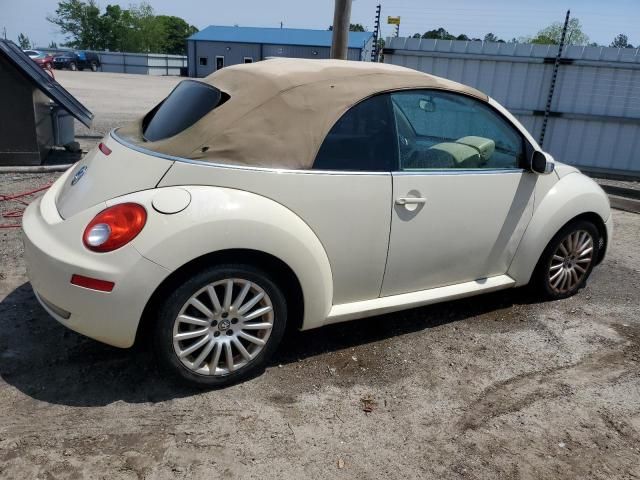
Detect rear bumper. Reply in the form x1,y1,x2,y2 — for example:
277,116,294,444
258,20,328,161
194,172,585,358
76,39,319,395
22,180,170,348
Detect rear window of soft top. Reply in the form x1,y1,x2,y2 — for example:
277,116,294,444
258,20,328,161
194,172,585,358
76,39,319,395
142,80,229,142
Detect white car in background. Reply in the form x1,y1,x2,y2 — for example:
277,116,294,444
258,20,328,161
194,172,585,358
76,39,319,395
22,59,611,387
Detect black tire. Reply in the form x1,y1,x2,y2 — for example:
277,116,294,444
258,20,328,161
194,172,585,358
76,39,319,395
152,264,287,388
69,62,77,71
90,62,97,72
532,220,599,300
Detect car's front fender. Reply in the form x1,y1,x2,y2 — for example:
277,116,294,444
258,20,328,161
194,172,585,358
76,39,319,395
508,172,611,286
112,186,334,330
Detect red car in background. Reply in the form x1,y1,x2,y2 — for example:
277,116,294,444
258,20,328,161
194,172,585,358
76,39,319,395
23,49,55,78
24,50,54,70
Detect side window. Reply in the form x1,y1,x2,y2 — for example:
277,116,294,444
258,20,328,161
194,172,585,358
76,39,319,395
313,94,397,171
391,90,525,170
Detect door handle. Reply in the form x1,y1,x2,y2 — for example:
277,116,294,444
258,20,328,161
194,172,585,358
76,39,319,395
395,197,426,206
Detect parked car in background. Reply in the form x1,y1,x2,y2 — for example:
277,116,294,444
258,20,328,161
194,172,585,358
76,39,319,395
23,50,54,70
53,51,100,71
22,59,612,388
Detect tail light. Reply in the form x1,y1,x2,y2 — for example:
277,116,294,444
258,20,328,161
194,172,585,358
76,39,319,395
83,203,147,252
98,142,112,156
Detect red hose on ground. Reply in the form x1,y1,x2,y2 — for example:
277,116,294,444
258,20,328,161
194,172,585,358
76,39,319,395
0,183,53,228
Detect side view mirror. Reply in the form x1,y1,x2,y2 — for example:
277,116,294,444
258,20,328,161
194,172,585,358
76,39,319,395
531,150,555,175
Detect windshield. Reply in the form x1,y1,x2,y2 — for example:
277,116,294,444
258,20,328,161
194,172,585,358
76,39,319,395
142,80,228,142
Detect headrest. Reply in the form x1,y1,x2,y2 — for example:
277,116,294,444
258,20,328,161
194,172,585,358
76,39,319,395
455,136,495,162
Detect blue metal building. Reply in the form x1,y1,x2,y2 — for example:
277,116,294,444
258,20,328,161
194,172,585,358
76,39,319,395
187,25,374,77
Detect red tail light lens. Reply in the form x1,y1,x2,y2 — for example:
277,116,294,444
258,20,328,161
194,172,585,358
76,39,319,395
98,142,112,156
83,203,147,252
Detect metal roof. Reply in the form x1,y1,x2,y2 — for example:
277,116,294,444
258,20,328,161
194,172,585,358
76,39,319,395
188,26,373,50
0,40,93,128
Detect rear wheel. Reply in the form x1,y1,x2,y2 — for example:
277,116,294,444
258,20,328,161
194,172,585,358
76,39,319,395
90,62,97,72
532,220,599,299
153,264,287,387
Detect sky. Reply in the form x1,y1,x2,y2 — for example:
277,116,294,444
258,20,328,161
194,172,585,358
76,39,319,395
1,0,639,49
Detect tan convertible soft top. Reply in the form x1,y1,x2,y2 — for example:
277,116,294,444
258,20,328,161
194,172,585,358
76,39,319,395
118,58,488,169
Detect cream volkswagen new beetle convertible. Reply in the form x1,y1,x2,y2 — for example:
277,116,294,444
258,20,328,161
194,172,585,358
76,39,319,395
23,59,611,387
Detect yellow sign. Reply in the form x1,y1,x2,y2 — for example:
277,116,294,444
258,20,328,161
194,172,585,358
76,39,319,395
387,16,401,25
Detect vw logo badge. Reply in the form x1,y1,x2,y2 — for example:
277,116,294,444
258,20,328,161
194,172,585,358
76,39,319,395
71,165,88,186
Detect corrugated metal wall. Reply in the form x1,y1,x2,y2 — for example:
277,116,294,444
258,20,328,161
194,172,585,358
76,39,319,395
188,41,364,76
189,41,261,77
384,38,640,177
40,49,187,76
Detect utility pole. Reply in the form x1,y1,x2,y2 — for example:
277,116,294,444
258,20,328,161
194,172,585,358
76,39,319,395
539,9,570,147
331,0,352,60
371,4,381,62
2,27,6,40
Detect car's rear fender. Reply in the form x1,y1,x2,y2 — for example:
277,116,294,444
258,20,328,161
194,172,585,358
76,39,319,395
116,185,334,331
508,172,611,286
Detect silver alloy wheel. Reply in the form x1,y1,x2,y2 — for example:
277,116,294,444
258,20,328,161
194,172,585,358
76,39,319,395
172,278,274,376
548,229,594,294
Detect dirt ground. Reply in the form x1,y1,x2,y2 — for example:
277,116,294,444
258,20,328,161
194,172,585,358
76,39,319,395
0,171,638,479
1,72,640,479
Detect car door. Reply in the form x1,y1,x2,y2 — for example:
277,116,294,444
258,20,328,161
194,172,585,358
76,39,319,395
381,90,536,297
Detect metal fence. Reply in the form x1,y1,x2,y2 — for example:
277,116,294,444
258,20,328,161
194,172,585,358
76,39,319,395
38,48,187,76
384,38,640,178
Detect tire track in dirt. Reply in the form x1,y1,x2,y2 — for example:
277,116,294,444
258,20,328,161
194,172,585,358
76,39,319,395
458,323,640,432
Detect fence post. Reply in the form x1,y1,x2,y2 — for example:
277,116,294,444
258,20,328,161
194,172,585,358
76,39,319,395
539,10,570,147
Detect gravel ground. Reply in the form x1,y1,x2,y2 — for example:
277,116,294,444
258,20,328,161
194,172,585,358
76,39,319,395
55,70,181,138
0,170,639,479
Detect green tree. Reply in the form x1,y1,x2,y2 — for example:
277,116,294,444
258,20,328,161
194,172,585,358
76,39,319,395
610,33,633,49
17,33,32,49
48,41,58,48
47,0,102,49
456,34,470,41
422,27,455,40
531,18,589,46
328,23,368,32
156,15,198,55
47,0,196,53
484,32,504,43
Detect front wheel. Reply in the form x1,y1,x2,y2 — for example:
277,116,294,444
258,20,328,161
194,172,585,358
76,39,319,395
532,220,599,299
69,62,77,71
153,264,287,387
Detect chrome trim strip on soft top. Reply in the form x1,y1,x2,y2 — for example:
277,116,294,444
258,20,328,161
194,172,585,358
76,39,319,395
110,129,389,176
111,129,528,177
394,168,525,175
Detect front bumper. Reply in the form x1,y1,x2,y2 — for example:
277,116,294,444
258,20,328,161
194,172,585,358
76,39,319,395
22,175,169,348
